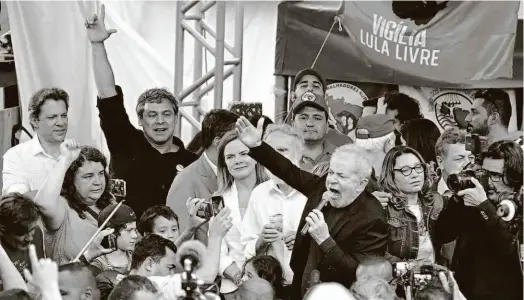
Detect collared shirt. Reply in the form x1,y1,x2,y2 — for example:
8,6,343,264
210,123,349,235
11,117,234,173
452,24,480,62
300,141,337,172
203,152,218,176
241,180,307,284
98,86,197,217
437,177,452,197
2,134,59,194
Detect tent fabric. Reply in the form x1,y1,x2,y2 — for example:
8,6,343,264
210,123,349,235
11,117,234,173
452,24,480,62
275,1,523,88
6,1,279,151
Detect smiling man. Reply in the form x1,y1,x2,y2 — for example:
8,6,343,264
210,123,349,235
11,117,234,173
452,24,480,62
85,6,197,217
235,117,388,298
2,88,69,195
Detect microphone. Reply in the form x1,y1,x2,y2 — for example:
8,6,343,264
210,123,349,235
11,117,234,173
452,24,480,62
301,192,331,236
176,240,207,272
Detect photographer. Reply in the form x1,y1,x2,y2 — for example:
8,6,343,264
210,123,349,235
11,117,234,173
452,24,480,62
435,140,523,300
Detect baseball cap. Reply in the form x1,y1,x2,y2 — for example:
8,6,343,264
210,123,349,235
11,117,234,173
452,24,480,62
293,68,327,92
291,93,329,117
356,114,396,139
98,203,136,228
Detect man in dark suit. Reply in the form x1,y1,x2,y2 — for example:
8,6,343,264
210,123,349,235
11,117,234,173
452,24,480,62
166,109,238,244
235,116,388,299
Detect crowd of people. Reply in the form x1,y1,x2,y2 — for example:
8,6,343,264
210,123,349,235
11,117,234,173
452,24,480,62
0,4,523,300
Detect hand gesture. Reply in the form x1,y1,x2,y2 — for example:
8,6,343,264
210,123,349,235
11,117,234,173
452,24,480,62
23,244,59,292
282,231,296,251
260,223,280,244
187,197,207,230
85,4,117,43
209,207,233,238
84,228,116,262
456,177,487,207
372,191,392,208
306,209,330,244
60,139,81,163
235,116,263,148
376,96,387,114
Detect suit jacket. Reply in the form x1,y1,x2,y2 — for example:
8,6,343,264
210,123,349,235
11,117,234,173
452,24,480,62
249,142,388,298
166,154,218,244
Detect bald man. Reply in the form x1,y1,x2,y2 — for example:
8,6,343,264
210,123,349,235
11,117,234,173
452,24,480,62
58,263,100,300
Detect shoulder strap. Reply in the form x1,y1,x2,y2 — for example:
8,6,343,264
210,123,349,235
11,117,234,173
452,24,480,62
85,207,99,221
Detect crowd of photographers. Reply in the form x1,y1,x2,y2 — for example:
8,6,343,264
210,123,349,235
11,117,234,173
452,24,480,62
0,4,523,300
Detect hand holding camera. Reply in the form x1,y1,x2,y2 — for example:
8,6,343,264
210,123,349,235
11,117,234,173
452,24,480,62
208,207,233,239
86,228,117,262
186,198,207,230
456,177,488,207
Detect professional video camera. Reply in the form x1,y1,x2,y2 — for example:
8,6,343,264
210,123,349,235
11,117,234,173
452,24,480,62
393,262,450,298
177,240,218,300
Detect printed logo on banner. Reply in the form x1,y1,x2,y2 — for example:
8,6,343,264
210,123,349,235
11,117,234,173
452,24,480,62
428,89,474,130
325,83,368,139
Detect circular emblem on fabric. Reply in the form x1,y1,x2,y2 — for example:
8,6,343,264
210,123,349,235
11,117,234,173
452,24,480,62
325,82,368,138
429,89,473,130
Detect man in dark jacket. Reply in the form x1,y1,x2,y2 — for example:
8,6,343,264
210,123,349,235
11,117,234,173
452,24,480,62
86,6,197,217
235,116,388,299
435,140,523,300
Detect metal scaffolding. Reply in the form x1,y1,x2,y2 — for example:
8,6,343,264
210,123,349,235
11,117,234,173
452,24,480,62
174,1,244,137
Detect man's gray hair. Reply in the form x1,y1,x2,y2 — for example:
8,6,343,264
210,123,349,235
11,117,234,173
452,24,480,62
332,144,373,179
263,124,304,158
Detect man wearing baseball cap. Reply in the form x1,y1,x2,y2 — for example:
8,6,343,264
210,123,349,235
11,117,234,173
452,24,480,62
290,92,337,172
291,68,353,148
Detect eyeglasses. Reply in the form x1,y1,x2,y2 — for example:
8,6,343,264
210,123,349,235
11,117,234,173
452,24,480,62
394,164,424,176
485,170,503,182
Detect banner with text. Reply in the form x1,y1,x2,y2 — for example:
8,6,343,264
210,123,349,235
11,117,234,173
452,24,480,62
339,1,519,83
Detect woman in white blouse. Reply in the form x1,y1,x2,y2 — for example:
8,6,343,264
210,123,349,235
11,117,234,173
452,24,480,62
213,130,268,298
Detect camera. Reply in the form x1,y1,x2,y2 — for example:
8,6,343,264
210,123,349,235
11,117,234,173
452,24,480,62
101,233,117,250
110,179,126,198
446,168,489,194
465,133,489,159
411,265,448,294
392,262,450,298
196,196,224,220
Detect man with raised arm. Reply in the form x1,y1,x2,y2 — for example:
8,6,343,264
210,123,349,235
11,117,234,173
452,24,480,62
85,5,197,217
235,116,388,299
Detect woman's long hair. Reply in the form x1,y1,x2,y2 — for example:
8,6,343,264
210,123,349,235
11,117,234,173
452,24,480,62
61,146,113,219
379,146,433,208
400,118,440,165
216,130,268,194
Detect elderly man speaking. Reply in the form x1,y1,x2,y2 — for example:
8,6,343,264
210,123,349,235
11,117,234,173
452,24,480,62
235,116,388,299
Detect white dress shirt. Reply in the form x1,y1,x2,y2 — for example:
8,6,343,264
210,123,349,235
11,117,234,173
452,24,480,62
214,183,247,294
2,134,59,195
241,180,307,284
437,177,452,197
